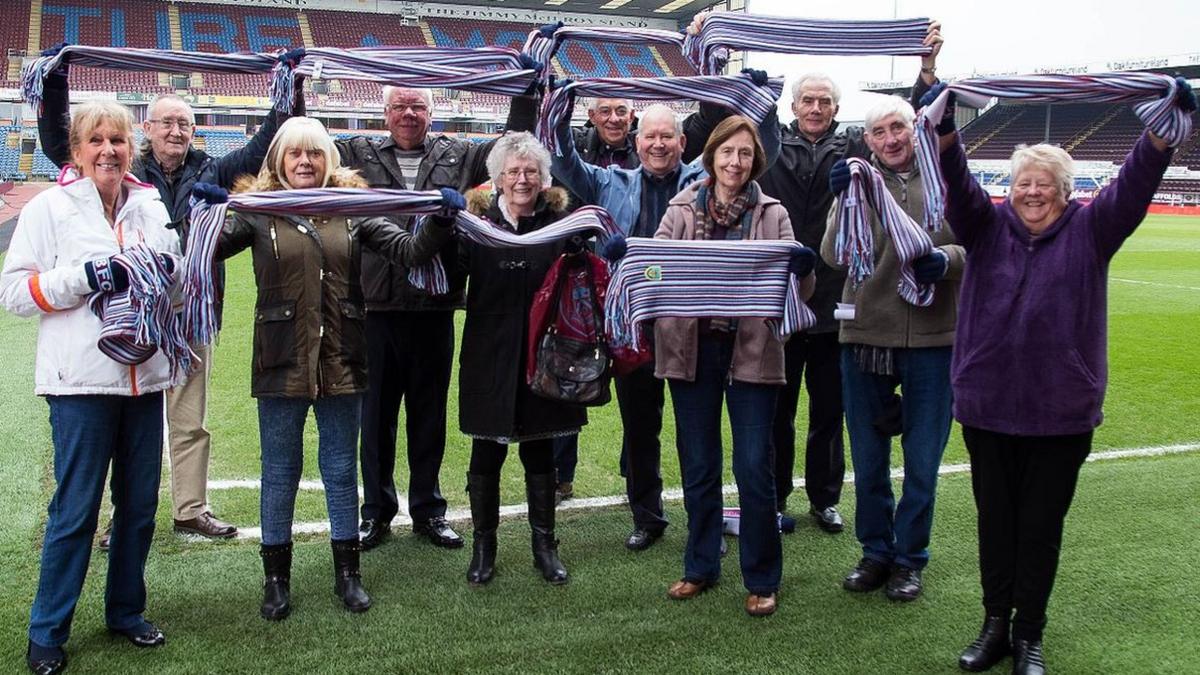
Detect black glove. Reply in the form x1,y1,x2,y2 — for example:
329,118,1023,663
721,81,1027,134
601,233,627,262
829,159,851,196
519,54,545,97
41,42,70,80
563,234,586,256
537,21,564,38
278,47,306,67
84,256,129,294
919,83,957,134
912,249,949,284
789,246,817,277
741,68,769,87
1175,76,1197,113
437,187,466,219
192,182,229,205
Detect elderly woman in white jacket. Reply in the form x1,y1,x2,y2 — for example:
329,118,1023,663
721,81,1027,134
0,101,179,675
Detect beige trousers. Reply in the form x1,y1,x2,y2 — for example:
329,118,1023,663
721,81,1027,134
166,342,213,521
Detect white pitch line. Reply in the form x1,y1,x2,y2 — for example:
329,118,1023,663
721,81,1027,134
224,442,1200,541
1112,277,1200,292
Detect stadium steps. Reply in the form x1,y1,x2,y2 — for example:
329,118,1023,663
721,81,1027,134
648,46,674,77
26,0,41,55
1066,107,1121,153
167,3,183,50
18,151,32,174
297,12,315,48
966,108,1027,155
418,21,436,47
193,136,206,152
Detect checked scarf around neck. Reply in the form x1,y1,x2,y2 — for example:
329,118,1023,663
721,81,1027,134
834,158,937,307
915,72,1194,231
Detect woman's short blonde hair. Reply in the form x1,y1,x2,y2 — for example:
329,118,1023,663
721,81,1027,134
1011,144,1074,198
485,131,551,188
262,116,341,188
69,100,135,166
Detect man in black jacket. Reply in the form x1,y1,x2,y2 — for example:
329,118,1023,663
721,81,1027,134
344,86,539,551
37,63,302,544
681,20,942,535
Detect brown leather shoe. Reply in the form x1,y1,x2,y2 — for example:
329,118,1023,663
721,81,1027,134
745,593,778,617
174,511,237,539
667,579,711,600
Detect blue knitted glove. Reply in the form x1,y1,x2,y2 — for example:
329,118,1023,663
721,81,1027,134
1175,76,1197,113
912,249,949,284
437,187,466,219
84,256,130,294
538,21,563,38
920,83,957,134
789,246,817,277
278,47,306,67
192,182,229,205
741,68,769,87
601,234,627,262
829,159,851,196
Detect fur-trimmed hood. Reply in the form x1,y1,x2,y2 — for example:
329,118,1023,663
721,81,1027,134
465,186,569,218
232,166,368,194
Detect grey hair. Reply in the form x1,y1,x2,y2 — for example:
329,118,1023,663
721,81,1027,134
863,95,915,132
1010,144,1075,197
486,131,552,187
791,73,842,106
141,94,194,158
584,96,633,112
636,104,682,136
381,86,433,108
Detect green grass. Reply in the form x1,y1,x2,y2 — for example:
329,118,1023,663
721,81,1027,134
0,214,1197,673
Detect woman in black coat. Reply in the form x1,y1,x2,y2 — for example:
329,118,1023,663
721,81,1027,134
457,131,588,586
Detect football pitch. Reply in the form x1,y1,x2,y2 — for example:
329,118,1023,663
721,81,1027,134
0,214,1196,673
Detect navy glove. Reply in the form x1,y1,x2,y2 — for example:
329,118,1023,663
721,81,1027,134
920,82,957,134
518,54,545,97
41,42,70,79
912,249,949,284
192,182,229,205
741,68,769,87
789,246,817,278
563,234,587,256
829,159,851,196
1175,76,1197,113
538,21,564,38
437,187,465,219
84,256,130,294
601,233,627,262
278,47,306,67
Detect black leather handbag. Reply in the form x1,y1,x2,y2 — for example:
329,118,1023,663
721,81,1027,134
529,259,612,407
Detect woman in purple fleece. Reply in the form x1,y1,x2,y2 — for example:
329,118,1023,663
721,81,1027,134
926,80,1195,675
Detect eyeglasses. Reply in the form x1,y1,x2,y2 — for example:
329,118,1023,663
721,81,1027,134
386,103,429,115
149,118,193,131
502,168,541,180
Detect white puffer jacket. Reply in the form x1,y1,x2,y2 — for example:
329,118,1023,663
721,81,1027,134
0,168,179,396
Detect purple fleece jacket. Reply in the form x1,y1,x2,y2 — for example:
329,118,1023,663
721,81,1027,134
939,132,1170,436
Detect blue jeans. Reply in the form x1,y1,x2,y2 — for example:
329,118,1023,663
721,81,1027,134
30,392,164,648
668,336,781,595
258,395,361,545
841,346,952,570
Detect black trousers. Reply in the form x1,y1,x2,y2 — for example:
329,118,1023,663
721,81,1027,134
469,438,555,476
616,366,668,532
963,425,1092,642
359,311,454,525
771,331,846,510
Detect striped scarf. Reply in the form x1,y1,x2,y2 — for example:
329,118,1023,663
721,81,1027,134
834,158,936,307
604,237,817,352
522,26,687,78
915,72,1194,231
22,45,276,111
88,243,194,383
538,72,783,155
268,46,536,112
685,14,931,75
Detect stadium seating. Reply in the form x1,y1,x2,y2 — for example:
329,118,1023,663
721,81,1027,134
0,0,31,88
36,0,168,94
306,9,426,49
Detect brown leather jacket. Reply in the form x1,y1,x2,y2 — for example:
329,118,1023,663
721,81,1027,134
652,180,815,385
216,168,453,398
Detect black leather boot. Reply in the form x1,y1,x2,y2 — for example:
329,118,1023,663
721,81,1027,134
1011,639,1046,675
525,472,568,584
260,542,292,621
331,538,371,612
467,472,500,585
959,615,1011,671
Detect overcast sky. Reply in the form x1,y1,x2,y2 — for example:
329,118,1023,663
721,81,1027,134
742,0,1200,121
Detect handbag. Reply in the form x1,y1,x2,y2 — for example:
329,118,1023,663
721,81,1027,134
529,255,613,407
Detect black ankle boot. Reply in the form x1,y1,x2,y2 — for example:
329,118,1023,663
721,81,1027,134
1011,639,1046,675
260,542,292,621
959,615,1010,671
467,472,500,585
331,538,371,612
525,472,568,584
